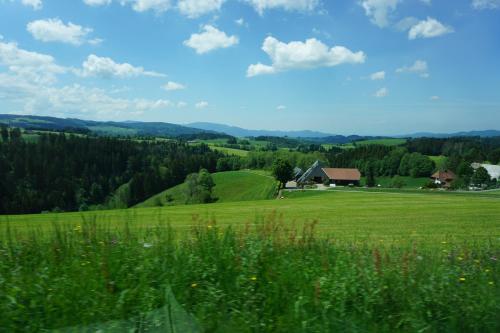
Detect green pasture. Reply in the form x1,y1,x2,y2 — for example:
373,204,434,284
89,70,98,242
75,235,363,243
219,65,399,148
3,190,500,244
135,170,276,208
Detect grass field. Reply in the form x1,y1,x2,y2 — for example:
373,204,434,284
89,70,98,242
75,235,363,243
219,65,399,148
208,145,249,156
429,155,448,170
3,189,500,243
355,138,407,146
1,190,499,332
360,176,429,188
135,170,277,208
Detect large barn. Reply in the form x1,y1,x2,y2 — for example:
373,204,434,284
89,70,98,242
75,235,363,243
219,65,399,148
297,160,361,186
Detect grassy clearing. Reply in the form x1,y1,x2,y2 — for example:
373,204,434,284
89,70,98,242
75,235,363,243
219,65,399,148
208,145,249,156
135,170,277,208
429,155,448,169
0,215,498,332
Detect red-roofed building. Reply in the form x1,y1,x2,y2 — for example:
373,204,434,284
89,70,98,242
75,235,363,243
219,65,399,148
431,170,456,188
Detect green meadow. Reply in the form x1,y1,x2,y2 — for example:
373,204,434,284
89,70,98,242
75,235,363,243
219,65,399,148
3,190,500,243
1,189,499,332
135,170,276,208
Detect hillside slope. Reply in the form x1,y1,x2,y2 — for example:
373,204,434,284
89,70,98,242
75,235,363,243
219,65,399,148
135,170,277,208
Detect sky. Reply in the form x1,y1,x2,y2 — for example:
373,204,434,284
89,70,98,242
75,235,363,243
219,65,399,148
0,0,499,135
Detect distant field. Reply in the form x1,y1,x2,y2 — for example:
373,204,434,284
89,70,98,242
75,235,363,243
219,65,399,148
355,138,407,146
323,138,406,150
135,170,277,208
208,145,249,156
3,190,500,243
360,176,429,188
429,155,448,169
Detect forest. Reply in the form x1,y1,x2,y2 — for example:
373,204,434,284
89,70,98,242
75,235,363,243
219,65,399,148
0,128,223,214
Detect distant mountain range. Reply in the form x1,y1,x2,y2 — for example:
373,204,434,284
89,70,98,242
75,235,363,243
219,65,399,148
0,114,208,137
1,114,499,140
187,122,334,138
401,130,500,138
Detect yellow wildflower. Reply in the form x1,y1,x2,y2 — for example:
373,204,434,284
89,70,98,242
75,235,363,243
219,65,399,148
488,281,494,286
191,283,198,288
459,277,466,282
250,276,257,281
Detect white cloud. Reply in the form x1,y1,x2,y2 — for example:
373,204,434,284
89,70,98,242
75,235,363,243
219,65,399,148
247,36,365,77
472,0,500,9
245,0,319,15
370,71,385,80
396,60,429,78
374,87,388,98
79,54,166,78
131,0,172,13
195,101,208,109
235,18,246,26
360,0,400,28
135,98,172,110
27,19,98,46
395,17,419,31
177,101,187,108
0,73,176,118
22,0,42,10
184,25,238,54
83,0,111,5
163,81,186,91
430,95,440,100
0,40,67,84
246,63,276,77
408,17,453,40
276,105,286,110
178,0,225,18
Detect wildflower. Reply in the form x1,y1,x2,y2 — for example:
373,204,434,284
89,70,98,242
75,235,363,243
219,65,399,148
488,281,494,286
250,276,257,281
459,277,466,282
208,225,213,229
191,283,197,288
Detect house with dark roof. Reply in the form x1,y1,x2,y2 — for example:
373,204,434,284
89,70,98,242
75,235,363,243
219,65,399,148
297,160,361,186
430,170,456,188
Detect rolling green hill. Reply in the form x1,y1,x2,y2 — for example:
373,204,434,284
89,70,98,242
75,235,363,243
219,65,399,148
135,170,277,208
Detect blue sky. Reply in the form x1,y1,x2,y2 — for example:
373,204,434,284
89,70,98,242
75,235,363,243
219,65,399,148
0,0,499,135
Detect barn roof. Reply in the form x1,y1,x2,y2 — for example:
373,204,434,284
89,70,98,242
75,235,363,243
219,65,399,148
321,168,361,181
297,160,325,183
431,170,456,181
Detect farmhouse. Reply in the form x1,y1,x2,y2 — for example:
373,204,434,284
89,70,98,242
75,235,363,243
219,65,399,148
430,170,456,188
297,160,361,186
471,163,500,180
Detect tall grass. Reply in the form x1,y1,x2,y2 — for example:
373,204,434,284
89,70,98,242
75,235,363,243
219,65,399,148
0,213,498,332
